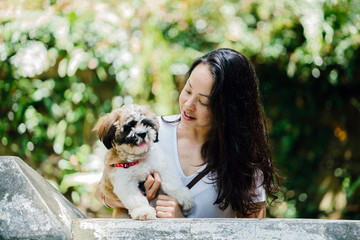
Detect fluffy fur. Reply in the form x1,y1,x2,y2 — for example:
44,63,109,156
94,104,192,220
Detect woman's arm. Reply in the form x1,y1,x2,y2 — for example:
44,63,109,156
94,182,125,208
236,201,266,218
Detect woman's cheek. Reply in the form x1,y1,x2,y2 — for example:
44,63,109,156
202,109,212,124
179,92,186,109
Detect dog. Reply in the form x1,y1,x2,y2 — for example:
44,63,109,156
94,104,193,220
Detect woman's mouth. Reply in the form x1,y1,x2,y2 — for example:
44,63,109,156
182,111,196,121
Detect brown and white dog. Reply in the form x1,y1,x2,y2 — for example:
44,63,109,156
94,104,192,220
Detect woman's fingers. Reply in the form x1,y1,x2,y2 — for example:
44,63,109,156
156,196,177,207
144,174,154,191
156,195,176,218
156,210,174,218
155,194,184,218
144,171,161,201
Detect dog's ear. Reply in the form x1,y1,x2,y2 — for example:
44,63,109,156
141,105,159,143
142,105,159,130
151,114,159,143
93,113,117,149
102,124,117,149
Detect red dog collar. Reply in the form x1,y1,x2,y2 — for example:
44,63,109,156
110,160,142,168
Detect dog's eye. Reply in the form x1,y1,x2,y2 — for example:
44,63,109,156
141,119,155,128
122,120,138,135
128,120,137,128
122,125,132,136
123,120,137,130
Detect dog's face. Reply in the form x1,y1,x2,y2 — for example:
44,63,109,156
94,104,159,160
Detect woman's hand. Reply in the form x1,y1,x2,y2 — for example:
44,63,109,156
94,183,125,208
144,171,161,201
155,194,185,218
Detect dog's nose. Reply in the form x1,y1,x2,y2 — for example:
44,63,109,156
136,132,147,139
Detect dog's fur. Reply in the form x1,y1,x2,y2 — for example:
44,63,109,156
94,104,192,220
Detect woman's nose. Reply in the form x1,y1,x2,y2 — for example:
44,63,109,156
184,96,196,111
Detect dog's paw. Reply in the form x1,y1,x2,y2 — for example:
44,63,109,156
175,187,193,211
130,206,157,221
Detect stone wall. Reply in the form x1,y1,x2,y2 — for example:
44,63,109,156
0,156,85,240
72,218,360,240
1,156,360,240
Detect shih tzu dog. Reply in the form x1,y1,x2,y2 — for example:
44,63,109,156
94,104,193,220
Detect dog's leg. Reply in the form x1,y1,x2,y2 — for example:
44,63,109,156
152,153,193,211
113,208,131,218
159,173,193,210
113,179,156,220
101,175,132,219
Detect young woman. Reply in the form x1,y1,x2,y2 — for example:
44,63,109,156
96,48,282,218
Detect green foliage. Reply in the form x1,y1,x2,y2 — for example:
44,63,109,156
0,0,359,219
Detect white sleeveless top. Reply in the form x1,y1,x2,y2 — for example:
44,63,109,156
154,115,266,218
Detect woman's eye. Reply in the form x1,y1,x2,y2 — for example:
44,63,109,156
199,100,209,106
185,89,191,94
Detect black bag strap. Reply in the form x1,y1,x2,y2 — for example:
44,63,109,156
186,168,211,189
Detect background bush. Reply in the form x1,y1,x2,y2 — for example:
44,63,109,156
1,0,359,219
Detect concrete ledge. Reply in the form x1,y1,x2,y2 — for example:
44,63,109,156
3,155,359,239
72,218,360,240
0,156,85,240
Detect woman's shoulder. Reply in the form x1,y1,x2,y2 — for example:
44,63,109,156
155,115,179,147
157,114,180,124
157,115,180,130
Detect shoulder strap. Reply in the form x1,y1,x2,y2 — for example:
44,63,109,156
186,168,211,189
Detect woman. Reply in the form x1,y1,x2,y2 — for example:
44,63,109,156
96,48,282,218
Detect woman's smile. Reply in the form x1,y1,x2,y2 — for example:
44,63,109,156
182,110,196,121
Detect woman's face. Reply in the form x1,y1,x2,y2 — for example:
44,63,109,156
179,63,214,129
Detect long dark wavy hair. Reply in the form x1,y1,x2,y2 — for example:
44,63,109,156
183,48,282,216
